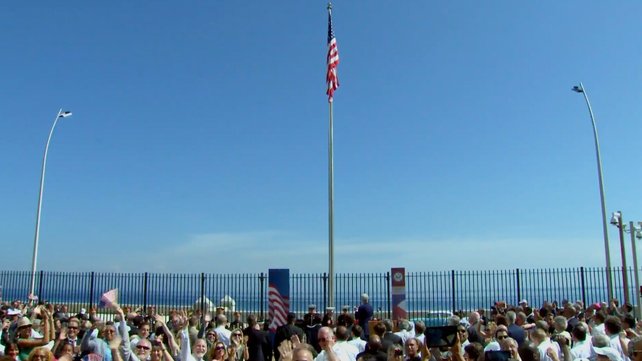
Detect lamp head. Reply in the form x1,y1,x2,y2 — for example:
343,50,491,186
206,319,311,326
572,85,584,93
610,211,621,226
635,223,642,240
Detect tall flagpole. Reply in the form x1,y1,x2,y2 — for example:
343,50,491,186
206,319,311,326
328,99,335,309
326,1,339,309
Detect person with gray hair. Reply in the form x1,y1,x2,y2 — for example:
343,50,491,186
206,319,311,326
593,334,611,348
315,327,353,361
449,316,461,326
356,294,373,341
394,320,414,344
507,311,526,346
551,316,571,349
381,320,403,352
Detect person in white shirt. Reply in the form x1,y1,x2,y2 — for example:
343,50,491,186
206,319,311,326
604,316,629,361
570,324,592,360
531,328,561,361
592,313,607,337
335,326,359,361
347,326,367,353
214,315,232,347
314,327,353,361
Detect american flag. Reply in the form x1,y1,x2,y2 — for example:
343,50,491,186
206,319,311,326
268,269,290,332
326,3,339,103
98,288,119,308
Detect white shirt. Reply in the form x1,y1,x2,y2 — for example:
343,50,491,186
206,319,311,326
609,334,629,361
315,344,354,361
592,324,606,337
215,325,232,347
348,338,367,353
395,329,415,344
336,341,359,361
538,338,561,361
571,339,592,360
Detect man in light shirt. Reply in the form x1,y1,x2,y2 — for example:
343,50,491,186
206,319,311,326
314,327,353,361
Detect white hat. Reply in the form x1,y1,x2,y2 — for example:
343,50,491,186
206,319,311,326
594,347,623,361
17,317,32,329
519,299,528,305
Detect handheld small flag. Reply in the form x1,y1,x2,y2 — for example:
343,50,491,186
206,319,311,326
98,288,119,308
59,111,72,118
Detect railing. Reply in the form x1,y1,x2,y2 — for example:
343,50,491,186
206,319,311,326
0,267,636,320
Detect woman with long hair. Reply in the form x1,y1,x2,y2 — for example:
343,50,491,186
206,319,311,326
26,347,53,361
208,342,228,361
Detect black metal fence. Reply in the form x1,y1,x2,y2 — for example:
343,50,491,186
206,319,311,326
0,267,635,320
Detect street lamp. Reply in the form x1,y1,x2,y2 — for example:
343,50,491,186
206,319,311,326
629,221,642,320
29,109,73,299
572,83,614,300
610,211,630,305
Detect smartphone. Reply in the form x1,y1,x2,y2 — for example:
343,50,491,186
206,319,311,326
485,351,511,361
424,326,458,347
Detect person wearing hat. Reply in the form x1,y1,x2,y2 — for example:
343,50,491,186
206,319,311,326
337,307,354,328
595,346,623,361
304,305,318,328
322,308,335,328
16,307,52,361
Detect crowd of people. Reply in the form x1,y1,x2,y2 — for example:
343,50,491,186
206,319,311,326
0,293,641,361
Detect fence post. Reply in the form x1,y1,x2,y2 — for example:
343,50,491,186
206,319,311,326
516,268,521,306
451,270,456,313
38,270,44,299
88,272,95,309
385,272,391,319
259,272,265,320
143,272,148,314
580,267,587,307
200,273,206,314
323,273,328,311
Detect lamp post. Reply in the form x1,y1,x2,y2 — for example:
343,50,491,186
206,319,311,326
572,83,613,300
29,109,73,299
629,221,642,320
611,211,630,305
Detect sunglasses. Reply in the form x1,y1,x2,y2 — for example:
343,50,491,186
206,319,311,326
496,335,508,340
215,346,226,351
67,326,78,330
136,345,151,350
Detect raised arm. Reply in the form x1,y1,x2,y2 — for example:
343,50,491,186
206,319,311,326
177,312,196,361
154,314,179,356
81,321,101,354
115,306,137,361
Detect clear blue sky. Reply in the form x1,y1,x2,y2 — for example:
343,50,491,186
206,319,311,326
2,1,642,274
